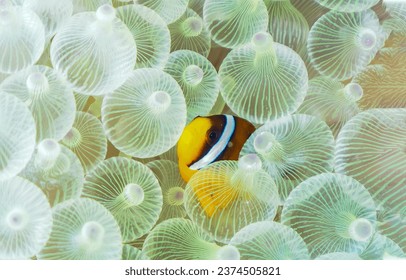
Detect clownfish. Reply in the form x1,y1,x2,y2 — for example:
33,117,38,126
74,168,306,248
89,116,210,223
177,114,256,183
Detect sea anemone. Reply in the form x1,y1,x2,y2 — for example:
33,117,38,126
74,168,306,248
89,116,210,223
143,218,241,260
61,111,107,174
0,65,75,142
240,114,335,200
82,157,163,242
281,173,377,258
50,4,136,95
229,221,310,260
0,176,52,259
0,4,44,73
0,93,36,181
219,31,308,124
38,198,122,260
164,50,219,122
116,4,170,69
102,68,186,158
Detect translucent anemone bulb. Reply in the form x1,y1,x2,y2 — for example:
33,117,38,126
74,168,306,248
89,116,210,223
38,198,122,260
50,4,137,96
220,32,307,123
297,77,363,137
61,112,107,174
0,5,45,73
264,0,309,57
315,253,362,260
240,114,335,201
281,173,377,258
116,4,170,69
135,0,189,24
0,93,36,181
82,157,163,242
229,221,310,260
23,0,73,39
102,68,186,158
184,154,280,243
164,50,219,122
146,160,186,223
0,177,52,260
168,8,211,57
122,244,148,260
0,65,75,142
335,109,406,215
143,218,241,260
72,0,113,13
20,139,84,207
308,9,386,81
203,0,269,48
315,0,379,12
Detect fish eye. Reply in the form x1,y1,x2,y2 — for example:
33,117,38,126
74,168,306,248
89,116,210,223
209,131,217,140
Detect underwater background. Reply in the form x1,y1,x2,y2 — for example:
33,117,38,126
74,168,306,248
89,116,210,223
0,0,405,260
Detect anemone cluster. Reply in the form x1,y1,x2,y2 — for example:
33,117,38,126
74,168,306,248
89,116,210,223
0,0,405,260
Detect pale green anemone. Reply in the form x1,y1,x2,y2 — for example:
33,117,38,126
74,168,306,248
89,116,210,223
82,157,163,242
164,50,219,122
0,65,75,142
146,160,186,223
315,0,379,12
297,77,363,137
50,4,136,96
263,0,309,57
229,221,310,260
335,108,406,251
219,31,308,124
116,4,170,69
360,233,406,260
240,114,335,201
203,0,269,48
61,112,107,174
102,68,186,158
0,5,44,73
135,0,189,24
168,8,211,57
122,244,148,260
72,0,112,13
281,173,377,258
0,93,36,181
143,218,241,260
335,109,406,217
20,139,84,207
353,48,406,109
0,177,52,260
184,154,280,243
308,9,386,81
23,0,73,40
38,198,122,260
